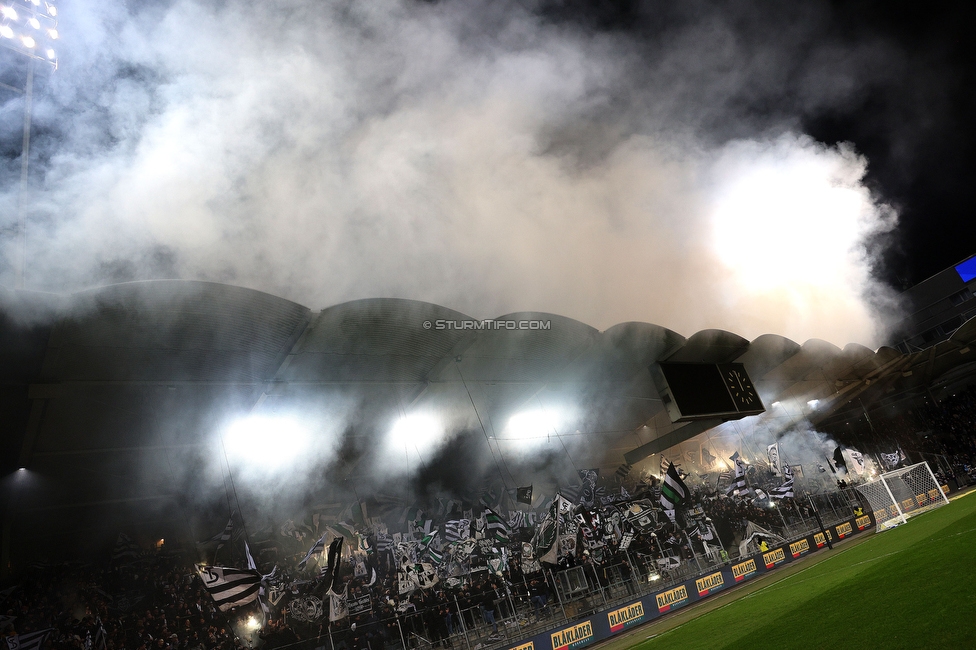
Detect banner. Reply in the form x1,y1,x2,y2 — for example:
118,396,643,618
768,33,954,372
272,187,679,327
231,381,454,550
767,443,782,476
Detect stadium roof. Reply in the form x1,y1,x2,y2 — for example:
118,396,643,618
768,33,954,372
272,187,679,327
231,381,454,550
1,280,975,562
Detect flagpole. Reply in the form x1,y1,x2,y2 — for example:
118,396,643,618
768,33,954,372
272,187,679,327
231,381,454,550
217,432,251,549
807,495,832,549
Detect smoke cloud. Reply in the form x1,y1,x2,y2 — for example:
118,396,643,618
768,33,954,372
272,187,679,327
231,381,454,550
1,0,904,349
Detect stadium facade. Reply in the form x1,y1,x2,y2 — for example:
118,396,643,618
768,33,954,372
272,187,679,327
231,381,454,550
1,279,974,571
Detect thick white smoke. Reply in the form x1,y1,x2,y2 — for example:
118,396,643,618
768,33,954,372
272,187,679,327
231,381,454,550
2,0,900,346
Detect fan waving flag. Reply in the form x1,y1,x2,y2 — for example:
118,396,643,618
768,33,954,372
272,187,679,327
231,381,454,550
726,451,748,497
484,507,510,543
444,519,470,542
298,532,328,570
516,485,533,505
5,628,54,650
196,566,262,611
770,478,795,499
660,462,689,510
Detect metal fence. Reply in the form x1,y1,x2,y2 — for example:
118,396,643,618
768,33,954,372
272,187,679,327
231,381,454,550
263,489,867,650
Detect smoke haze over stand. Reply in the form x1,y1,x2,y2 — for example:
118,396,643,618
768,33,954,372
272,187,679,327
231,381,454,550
0,0,909,348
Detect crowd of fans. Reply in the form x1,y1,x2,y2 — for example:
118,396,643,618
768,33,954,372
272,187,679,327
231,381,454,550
5,385,974,650
826,384,976,485
1,560,244,650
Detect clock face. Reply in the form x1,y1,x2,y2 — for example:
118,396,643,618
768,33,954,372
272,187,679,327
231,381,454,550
722,366,759,409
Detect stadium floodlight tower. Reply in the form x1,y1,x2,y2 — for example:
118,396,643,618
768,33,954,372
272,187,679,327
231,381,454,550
0,0,59,288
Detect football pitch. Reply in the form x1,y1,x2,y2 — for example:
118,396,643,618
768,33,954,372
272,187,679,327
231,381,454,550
602,490,976,650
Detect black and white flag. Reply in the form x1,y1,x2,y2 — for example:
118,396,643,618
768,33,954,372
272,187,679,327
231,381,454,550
298,532,328,570
197,566,262,611
726,451,748,496
767,443,782,476
770,479,795,499
94,617,108,650
328,585,348,622
5,629,54,650
112,533,140,562
881,451,900,469
508,510,525,530
375,532,393,552
660,462,689,510
484,507,510,543
444,519,470,542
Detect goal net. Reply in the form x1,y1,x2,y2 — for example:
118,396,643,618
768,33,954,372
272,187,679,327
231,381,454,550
854,462,950,531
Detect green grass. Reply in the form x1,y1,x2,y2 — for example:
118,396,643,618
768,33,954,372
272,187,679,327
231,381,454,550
629,493,976,650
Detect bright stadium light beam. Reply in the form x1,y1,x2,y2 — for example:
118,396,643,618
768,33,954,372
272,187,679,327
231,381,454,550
497,406,577,451
501,409,558,448
222,415,311,471
389,413,444,456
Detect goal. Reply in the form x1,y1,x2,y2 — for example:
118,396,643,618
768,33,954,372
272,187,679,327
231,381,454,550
854,462,950,531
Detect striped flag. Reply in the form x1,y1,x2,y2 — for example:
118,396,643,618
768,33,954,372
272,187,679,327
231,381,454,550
508,510,525,530
196,566,262,611
660,462,689,510
5,628,54,650
770,479,795,499
298,532,328,570
94,617,107,650
614,463,632,479
444,519,470,542
375,533,393,552
327,522,357,542
200,517,235,547
484,507,510,543
427,547,445,565
726,452,748,497
112,533,140,562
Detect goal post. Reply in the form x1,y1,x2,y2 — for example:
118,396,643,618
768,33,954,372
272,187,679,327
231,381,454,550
854,461,950,531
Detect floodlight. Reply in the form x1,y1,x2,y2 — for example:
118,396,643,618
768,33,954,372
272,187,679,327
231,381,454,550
47,28,56,38
389,413,443,453
506,410,557,441
223,415,311,471
21,35,35,48
31,0,39,5
807,399,819,408
0,26,12,38
28,17,39,28
1,6,17,20
45,48,54,58
46,3,55,16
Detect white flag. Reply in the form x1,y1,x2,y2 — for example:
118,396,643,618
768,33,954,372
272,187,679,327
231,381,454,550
844,449,866,475
767,443,782,476
329,586,348,621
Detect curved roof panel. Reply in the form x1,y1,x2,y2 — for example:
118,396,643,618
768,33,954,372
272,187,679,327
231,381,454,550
663,329,750,364
52,281,310,382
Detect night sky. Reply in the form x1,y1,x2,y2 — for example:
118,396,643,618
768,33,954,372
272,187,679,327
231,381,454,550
547,0,976,288
1,0,975,334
